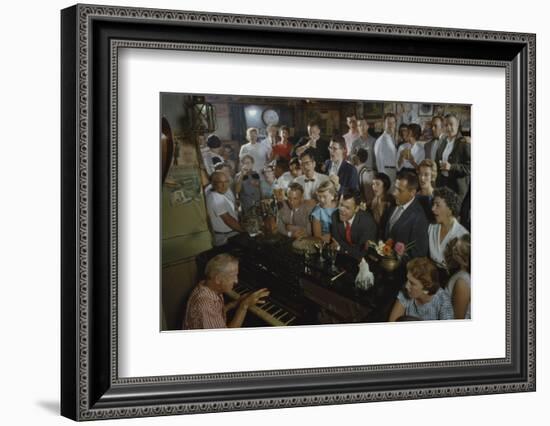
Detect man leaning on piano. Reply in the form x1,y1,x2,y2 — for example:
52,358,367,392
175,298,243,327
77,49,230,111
330,190,378,289
183,253,269,329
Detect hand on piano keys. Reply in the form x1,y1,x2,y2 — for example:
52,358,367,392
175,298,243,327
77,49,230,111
241,288,270,309
226,285,297,326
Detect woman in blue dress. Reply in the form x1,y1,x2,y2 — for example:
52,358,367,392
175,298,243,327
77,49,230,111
388,257,454,321
310,180,338,243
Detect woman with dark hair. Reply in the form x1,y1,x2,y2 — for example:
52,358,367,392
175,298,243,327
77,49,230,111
416,158,437,222
388,257,454,321
444,234,471,319
396,122,409,148
397,123,425,173
369,172,394,237
428,186,469,269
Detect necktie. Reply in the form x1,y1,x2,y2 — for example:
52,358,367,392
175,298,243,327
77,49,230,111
345,221,352,245
389,206,404,231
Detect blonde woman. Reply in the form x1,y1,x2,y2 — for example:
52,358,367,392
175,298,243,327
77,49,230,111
310,180,338,243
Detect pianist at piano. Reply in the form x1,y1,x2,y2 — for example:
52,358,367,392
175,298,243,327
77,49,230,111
183,253,270,329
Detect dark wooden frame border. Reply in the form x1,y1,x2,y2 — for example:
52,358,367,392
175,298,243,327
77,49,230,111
61,3,536,421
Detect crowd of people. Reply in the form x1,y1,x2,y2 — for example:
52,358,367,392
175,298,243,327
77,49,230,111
183,111,471,329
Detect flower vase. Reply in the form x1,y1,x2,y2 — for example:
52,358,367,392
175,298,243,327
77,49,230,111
380,256,400,272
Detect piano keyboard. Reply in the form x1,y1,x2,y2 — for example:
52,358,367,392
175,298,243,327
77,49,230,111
225,284,297,326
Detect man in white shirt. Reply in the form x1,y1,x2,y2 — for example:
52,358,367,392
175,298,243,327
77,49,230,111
239,127,272,174
205,171,243,246
374,113,398,185
343,114,360,157
293,150,329,204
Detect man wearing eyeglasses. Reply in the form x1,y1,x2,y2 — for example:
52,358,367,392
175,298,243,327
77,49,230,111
206,171,243,246
324,136,359,196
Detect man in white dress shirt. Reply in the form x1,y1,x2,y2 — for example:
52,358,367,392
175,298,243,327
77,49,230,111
293,150,329,204
239,127,272,174
205,171,243,246
374,113,398,185
343,114,360,158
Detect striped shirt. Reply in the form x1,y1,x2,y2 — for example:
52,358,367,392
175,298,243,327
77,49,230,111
396,288,454,321
183,282,227,329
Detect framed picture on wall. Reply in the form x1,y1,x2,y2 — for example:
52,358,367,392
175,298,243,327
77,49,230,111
363,102,384,118
61,4,535,421
419,103,434,116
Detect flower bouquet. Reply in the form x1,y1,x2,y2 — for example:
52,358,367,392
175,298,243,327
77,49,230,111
367,239,414,272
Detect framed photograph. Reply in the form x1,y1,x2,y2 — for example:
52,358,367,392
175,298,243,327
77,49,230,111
418,103,434,116
162,93,472,331
363,102,384,118
61,4,535,421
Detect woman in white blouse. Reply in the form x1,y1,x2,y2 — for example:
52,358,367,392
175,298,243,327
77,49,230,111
428,187,469,269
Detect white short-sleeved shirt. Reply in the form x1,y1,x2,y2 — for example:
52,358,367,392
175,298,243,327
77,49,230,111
206,189,237,234
239,142,272,173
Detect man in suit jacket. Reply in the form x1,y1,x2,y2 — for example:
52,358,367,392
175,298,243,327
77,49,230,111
382,171,429,259
434,114,471,203
276,182,314,238
291,121,330,173
330,190,377,262
424,115,445,161
325,136,359,196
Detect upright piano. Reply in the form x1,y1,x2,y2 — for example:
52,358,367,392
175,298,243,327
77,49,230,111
196,233,405,327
